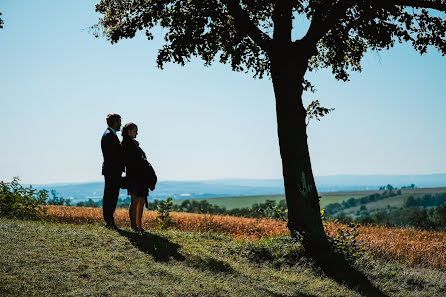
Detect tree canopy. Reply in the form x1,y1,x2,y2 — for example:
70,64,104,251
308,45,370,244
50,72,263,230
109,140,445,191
94,0,446,253
95,0,446,83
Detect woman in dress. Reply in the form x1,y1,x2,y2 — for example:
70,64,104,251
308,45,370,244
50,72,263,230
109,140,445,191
121,122,151,232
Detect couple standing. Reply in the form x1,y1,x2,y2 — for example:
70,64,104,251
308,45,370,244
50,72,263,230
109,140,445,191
101,113,157,232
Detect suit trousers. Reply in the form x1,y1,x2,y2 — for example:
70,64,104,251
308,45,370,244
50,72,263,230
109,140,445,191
103,174,121,225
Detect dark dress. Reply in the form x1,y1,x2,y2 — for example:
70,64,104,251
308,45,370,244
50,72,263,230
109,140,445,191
122,137,150,197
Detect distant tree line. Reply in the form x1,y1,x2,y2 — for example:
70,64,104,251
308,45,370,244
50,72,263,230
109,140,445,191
324,189,401,217
405,194,446,208
125,198,289,220
378,184,416,190
75,199,101,208
46,190,71,206
44,190,103,208
335,193,446,230
400,184,417,189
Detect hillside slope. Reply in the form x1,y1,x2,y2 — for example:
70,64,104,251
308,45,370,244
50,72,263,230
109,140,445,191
46,206,446,269
1,218,446,297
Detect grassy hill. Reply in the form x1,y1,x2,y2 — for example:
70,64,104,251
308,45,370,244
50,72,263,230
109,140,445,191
324,187,446,218
172,187,446,210
2,218,446,297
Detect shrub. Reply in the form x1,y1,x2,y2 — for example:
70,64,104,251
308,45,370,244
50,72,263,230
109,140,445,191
322,210,365,261
329,222,366,261
0,177,49,220
155,197,174,229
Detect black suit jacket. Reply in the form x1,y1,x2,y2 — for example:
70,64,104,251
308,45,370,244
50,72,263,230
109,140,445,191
101,127,124,176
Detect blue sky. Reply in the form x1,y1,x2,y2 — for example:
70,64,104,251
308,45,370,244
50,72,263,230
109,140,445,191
0,1,445,184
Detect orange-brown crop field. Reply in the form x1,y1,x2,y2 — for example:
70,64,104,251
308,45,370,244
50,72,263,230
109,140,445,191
46,205,288,240
47,205,446,270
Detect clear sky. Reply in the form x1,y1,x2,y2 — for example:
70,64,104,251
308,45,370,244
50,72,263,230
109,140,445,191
0,1,445,185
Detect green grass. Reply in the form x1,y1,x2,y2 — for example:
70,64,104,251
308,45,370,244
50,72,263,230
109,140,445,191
319,194,363,209
2,218,446,296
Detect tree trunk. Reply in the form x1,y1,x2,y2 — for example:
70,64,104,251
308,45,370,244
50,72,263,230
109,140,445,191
271,54,330,255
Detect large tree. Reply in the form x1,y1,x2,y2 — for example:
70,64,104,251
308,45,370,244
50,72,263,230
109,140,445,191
94,0,446,253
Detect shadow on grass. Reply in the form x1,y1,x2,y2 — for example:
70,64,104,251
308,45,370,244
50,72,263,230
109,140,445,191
117,229,185,262
263,288,318,297
118,229,239,275
311,252,390,297
186,254,237,274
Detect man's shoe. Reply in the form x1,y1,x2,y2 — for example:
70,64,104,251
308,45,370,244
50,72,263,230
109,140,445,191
106,223,121,231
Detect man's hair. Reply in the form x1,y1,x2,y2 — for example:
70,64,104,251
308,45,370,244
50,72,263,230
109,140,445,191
106,113,121,126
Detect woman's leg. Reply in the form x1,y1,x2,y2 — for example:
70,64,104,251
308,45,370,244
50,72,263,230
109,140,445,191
129,194,138,229
135,196,145,229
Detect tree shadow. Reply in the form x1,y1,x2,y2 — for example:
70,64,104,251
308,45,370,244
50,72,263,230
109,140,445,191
186,254,237,274
263,288,319,297
310,252,390,297
117,229,185,262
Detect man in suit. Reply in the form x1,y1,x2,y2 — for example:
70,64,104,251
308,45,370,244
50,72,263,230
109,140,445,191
101,113,124,230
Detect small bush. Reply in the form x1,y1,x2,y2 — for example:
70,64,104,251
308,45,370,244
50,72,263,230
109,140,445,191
322,209,365,261
330,222,366,261
155,197,174,229
0,177,49,220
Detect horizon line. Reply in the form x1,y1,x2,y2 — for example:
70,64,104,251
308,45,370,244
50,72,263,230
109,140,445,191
23,172,446,186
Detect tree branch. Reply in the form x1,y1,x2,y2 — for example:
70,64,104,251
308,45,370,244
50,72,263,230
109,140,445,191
297,0,445,55
297,1,353,57
377,0,446,13
272,0,293,45
223,0,273,55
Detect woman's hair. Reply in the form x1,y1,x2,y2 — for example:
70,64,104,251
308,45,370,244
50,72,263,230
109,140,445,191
121,122,137,138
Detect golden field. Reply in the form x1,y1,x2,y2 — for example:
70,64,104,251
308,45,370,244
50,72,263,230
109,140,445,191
47,205,446,270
